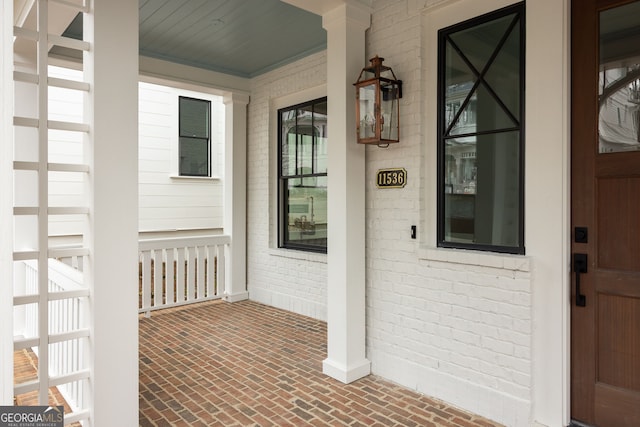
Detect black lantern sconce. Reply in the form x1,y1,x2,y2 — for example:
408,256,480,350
354,55,402,147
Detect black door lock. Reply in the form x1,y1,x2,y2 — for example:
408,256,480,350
574,227,588,243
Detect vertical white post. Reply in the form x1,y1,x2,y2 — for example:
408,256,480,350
36,0,50,404
322,3,371,383
0,0,14,406
223,93,250,302
84,1,139,425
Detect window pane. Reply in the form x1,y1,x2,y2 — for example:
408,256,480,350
315,100,328,174
179,137,209,176
444,42,475,132
449,14,515,74
316,135,328,174
484,20,521,122
284,176,327,250
443,132,520,248
439,3,524,253
358,84,377,139
278,97,328,252
445,21,520,137
449,84,516,135
298,130,314,174
281,109,297,176
598,2,640,153
179,97,210,138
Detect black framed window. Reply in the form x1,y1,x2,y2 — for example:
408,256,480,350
437,3,525,254
278,97,328,252
179,96,211,177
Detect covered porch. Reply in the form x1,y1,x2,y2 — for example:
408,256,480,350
138,300,500,427
15,297,503,426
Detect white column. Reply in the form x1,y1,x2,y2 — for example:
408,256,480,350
0,0,14,405
529,0,571,425
84,1,139,425
223,93,250,302
322,2,371,384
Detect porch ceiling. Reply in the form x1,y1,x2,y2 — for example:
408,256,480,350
56,0,326,78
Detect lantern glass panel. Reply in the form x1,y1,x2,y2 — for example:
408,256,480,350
381,81,400,141
358,83,377,139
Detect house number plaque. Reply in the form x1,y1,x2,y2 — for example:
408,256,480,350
376,168,407,188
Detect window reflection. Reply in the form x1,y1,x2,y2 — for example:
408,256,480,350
278,98,328,252
599,66,640,153
599,4,640,153
438,3,524,253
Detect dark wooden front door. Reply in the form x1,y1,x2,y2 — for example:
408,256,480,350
571,1,640,426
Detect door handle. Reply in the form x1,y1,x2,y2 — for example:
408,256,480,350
573,253,587,307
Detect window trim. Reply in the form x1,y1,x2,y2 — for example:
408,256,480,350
436,2,526,255
277,96,328,254
178,95,211,177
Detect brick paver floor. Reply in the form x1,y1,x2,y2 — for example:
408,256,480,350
13,349,80,426
139,300,503,427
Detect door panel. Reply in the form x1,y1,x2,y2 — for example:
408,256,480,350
597,294,640,392
597,177,640,270
594,384,640,427
571,0,640,425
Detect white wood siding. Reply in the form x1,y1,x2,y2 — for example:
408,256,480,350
138,81,224,232
47,66,85,237
47,66,224,236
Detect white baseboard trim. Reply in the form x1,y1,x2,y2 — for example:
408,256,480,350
223,290,249,303
322,357,371,384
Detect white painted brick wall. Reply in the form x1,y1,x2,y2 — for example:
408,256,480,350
246,51,328,321
245,1,534,425
364,1,533,425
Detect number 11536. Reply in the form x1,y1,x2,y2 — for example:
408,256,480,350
376,168,407,188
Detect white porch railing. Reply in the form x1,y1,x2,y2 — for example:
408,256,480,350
20,259,88,415
138,235,230,315
14,235,231,416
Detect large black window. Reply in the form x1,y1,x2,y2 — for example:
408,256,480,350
278,97,328,252
438,3,525,254
179,96,211,177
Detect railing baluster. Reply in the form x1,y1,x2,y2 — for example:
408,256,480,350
165,248,175,305
206,245,214,298
187,246,196,301
141,251,152,313
217,243,226,298
176,247,185,304
153,249,163,308
196,246,205,299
